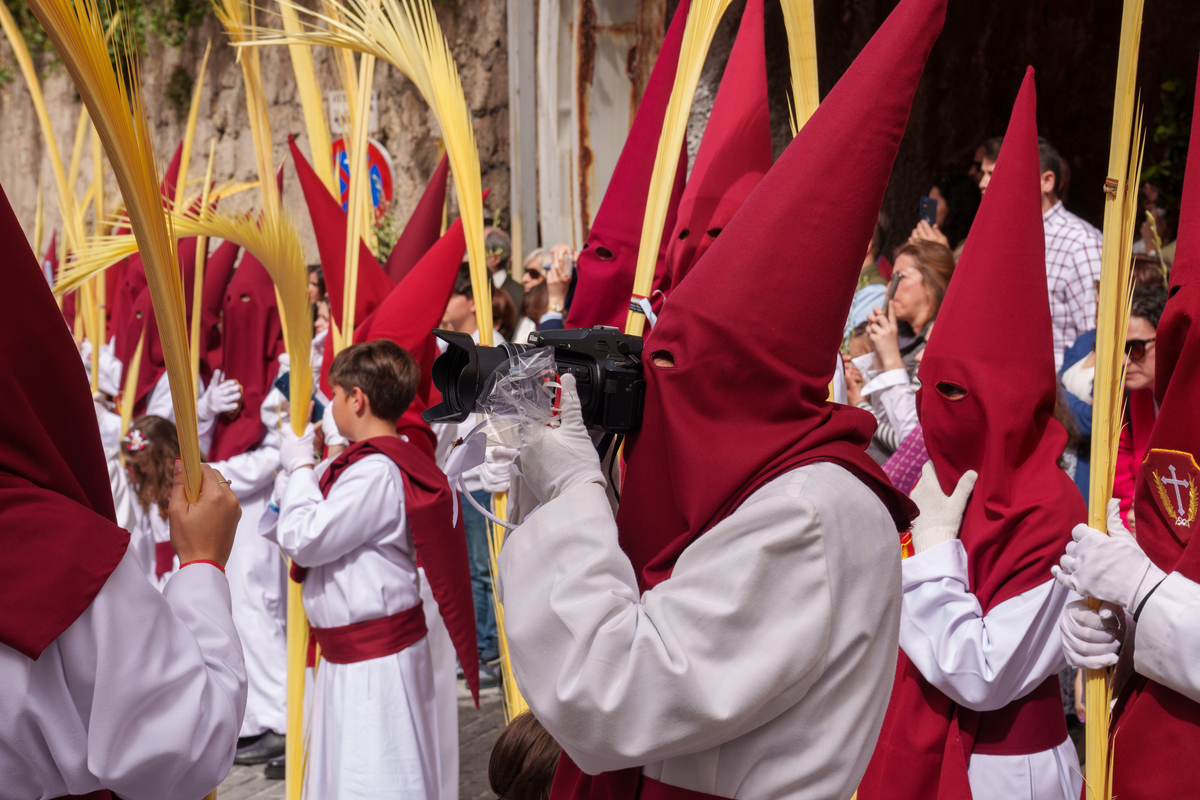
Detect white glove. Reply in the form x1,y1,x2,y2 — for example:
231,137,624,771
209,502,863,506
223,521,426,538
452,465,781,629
514,373,605,504
909,461,978,554
279,423,317,474
480,446,519,493
1060,598,1123,669
197,370,243,421
1052,498,1166,611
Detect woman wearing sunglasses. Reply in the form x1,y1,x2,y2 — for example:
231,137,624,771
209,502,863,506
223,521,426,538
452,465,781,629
1112,284,1169,531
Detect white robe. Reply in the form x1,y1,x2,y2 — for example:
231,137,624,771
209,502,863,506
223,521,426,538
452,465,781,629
265,454,441,800
497,462,902,800
144,371,205,423
210,444,287,738
1132,570,1200,703
0,548,247,800
107,447,176,589
900,540,1082,800
419,567,460,800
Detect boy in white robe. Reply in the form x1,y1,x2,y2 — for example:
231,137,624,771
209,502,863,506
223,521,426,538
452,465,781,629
268,339,478,799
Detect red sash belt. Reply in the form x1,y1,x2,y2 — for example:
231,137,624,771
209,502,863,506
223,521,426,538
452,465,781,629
52,792,112,800
309,603,427,664
640,776,728,800
972,675,1067,756
154,540,176,579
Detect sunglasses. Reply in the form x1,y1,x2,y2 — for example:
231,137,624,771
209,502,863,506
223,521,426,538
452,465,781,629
1125,337,1155,361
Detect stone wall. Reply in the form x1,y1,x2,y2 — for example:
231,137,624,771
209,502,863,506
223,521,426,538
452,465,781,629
0,0,511,262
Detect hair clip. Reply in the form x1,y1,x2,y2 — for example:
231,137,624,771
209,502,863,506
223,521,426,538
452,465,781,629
123,429,149,452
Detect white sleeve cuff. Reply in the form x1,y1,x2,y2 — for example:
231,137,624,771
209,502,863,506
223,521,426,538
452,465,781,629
1134,571,1200,703
901,539,968,591
860,367,909,397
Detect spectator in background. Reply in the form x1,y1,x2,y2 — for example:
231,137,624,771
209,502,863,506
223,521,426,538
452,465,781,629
537,244,575,331
1134,182,1175,266
843,284,889,465
909,174,981,258
984,136,1104,370
485,227,525,313
859,212,892,285
857,240,954,456
976,136,1003,194
1112,284,1168,529
307,264,326,304
514,249,553,343
492,286,517,343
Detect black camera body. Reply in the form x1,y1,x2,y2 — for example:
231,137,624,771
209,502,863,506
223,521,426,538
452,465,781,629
422,326,645,434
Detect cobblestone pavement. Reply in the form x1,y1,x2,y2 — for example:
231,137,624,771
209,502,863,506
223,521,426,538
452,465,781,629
218,682,506,799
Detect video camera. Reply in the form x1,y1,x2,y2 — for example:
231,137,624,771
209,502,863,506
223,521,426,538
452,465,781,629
422,326,645,434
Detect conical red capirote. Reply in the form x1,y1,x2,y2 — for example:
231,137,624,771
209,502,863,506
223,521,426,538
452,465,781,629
288,135,395,332
665,0,772,290
208,251,285,462
563,0,690,330
614,0,944,592
384,153,449,283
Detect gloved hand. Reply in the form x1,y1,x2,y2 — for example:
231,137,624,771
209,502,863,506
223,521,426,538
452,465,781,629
197,370,243,421
909,461,978,555
514,373,604,504
1060,599,1122,669
279,423,317,474
1052,499,1166,611
480,445,519,493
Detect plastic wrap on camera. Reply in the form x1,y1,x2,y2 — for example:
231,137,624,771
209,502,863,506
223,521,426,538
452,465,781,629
478,347,559,447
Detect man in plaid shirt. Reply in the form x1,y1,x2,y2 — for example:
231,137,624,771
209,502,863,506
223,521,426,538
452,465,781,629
980,137,1102,369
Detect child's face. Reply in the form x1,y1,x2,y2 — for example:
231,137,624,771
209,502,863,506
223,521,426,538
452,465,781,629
331,385,358,442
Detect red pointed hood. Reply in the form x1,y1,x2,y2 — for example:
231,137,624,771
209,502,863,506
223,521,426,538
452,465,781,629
563,0,691,330
384,153,449,283
861,68,1085,800
1133,52,1200,578
0,180,129,660
199,239,242,372
664,0,773,289
613,0,942,593
209,252,286,461
365,215,468,458
289,135,394,333
1115,61,1200,798
162,141,183,204
917,68,1083,610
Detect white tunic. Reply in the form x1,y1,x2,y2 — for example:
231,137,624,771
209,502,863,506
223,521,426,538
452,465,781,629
210,444,287,738
1132,570,1200,703
265,454,441,800
497,462,902,800
144,371,205,423
107,447,177,589
0,549,247,800
900,540,1082,800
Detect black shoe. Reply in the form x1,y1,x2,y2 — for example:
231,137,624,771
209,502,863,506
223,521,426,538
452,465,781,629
264,755,285,781
479,662,500,689
236,733,264,750
234,731,286,765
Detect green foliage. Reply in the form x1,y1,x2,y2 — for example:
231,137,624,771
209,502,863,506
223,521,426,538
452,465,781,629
1,0,208,67
1142,70,1193,229
374,202,400,263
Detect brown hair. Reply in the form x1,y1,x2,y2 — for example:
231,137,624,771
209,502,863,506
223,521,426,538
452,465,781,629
522,280,548,325
489,713,562,800
122,415,180,520
493,285,517,341
328,339,420,423
894,239,956,316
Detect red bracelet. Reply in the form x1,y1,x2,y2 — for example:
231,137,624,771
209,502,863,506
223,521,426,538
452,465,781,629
179,559,225,574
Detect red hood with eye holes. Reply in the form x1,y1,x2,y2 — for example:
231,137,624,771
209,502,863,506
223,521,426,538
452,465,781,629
562,0,690,331
916,67,1084,612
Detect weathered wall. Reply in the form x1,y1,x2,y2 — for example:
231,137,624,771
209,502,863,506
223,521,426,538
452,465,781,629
0,0,511,262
